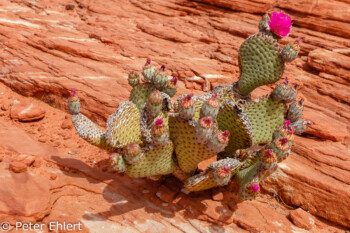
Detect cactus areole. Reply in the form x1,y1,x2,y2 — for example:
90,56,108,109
68,12,311,200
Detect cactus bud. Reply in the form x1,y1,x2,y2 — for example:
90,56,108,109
151,118,168,146
218,130,230,144
142,58,156,83
110,153,127,173
271,79,298,103
154,65,168,90
125,143,141,157
164,76,178,97
196,117,213,144
68,89,80,115
287,99,304,122
128,71,140,87
200,92,220,119
274,137,290,151
206,130,230,154
148,90,163,106
290,119,311,135
124,143,143,165
262,149,277,164
217,166,231,178
152,118,166,136
259,13,270,33
178,94,195,120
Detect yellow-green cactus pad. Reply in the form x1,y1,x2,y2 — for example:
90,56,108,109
129,83,156,111
126,141,175,178
71,113,115,151
184,171,217,192
238,33,284,95
245,97,285,145
169,115,216,173
184,158,241,191
216,100,253,155
106,101,142,148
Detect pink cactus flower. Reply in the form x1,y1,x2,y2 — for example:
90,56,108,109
283,120,291,129
252,184,260,192
268,11,292,37
146,58,151,65
155,118,163,126
70,89,76,96
266,149,274,156
283,77,289,85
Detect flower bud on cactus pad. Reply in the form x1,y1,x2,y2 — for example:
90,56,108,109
290,119,312,135
206,130,230,154
263,149,277,164
110,153,127,173
164,76,178,97
287,99,304,122
259,14,270,33
271,78,298,103
196,117,213,144
148,90,163,105
124,143,143,165
178,94,195,120
281,37,301,62
154,65,168,90
274,137,290,151
146,90,163,119
213,165,232,186
200,92,220,119
68,89,80,115
152,118,168,146
142,58,156,83
128,71,140,87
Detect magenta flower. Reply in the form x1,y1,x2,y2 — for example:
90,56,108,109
252,184,260,192
155,118,163,126
268,11,292,37
283,120,291,129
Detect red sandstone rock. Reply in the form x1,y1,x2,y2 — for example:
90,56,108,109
289,208,315,230
0,0,348,231
13,154,35,166
10,100,46,122
156,185,178,203
61,119,73,129
9,161,27,173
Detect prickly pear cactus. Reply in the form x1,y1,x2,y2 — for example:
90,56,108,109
68,11,311,201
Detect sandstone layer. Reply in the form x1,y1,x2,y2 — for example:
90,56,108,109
0,0,349,232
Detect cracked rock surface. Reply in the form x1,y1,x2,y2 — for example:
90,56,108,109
0,0,349,232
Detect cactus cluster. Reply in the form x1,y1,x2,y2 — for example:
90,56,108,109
67,11,311,200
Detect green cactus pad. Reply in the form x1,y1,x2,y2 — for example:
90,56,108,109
169,114,216,173
245,97,285,145
71,114,115,151
236,159,261,188
126,141,175,178
216,100,253,155
238,33,284,95
185,158,241,191
129,83,156,111
106,101,142,148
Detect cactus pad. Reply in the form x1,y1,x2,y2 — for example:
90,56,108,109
216,100,253,155
238,33,284,95
169,115,216,173
106,101,142,148
129,83,156,111
245,97,285,145
71,114,114,151
126,141,175,178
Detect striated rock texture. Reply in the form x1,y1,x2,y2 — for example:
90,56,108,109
0,0,349,232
